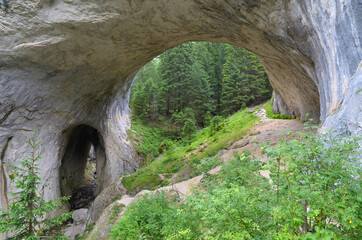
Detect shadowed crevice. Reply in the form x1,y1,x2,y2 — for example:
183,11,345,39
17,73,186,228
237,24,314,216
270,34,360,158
59,125,107,209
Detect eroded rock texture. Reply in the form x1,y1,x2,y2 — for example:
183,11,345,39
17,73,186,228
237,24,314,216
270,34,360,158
0,0,361,210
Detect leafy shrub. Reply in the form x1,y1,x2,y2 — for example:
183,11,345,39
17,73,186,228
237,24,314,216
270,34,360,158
110,192,166,239
187,154,272,239
209,115,224,135
158,139,174,154
195,156,222,174
265,124,361,239
111,191,203,240
110,192,173,239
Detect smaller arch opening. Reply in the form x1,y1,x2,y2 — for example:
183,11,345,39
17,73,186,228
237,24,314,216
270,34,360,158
60,125,106,210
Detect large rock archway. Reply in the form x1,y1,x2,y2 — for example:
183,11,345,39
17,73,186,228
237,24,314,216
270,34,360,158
0,0,361,208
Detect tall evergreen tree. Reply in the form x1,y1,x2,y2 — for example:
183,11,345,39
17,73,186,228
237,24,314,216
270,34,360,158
220,45,246,116
158,44,193,115
205,43,226,114
192,42,226,114
187,61,214,126
131,60,160,121
220,45,272,116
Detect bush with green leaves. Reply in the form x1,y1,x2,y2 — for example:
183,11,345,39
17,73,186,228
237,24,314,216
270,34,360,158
110,192,169,239
209,115,224,135
110,191,202,240
187,154,272,239
265,123,361,239
0,129,71,240
194,156,222,174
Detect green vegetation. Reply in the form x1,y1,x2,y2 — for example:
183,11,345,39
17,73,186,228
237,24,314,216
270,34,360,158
130,42,272,127
126,42,277,191
122,108,258,194
182,118,197,142
0,129,71,239
195,156,222,174
118,41,362,239
263,123,361,239
209,115,224,135
112,126,361,239
220,44,270,116
127,117,178,166
109,204,125,222
263,97,292,119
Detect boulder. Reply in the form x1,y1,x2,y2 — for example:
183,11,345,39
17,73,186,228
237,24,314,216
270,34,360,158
72,208,89,224
63,224,87,240
226,140,234,149
87,177,126,223
231,139,250,149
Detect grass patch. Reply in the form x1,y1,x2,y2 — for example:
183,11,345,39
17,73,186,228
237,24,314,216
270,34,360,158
122,108,259,194
263,97,292,119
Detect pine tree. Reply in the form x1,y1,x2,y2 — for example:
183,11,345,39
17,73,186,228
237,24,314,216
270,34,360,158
0,129,71,240
130,83,146,118
182,118,197,142
131,60,160,121
201,42,226,115
171,108,195,135
187,61,214,126
220,45,272,116
220,45,245,116
158,44,193,115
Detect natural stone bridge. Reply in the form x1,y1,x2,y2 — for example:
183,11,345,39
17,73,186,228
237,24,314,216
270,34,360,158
0,0,361,210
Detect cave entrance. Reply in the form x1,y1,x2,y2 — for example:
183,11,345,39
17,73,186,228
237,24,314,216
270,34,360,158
60,125,107,210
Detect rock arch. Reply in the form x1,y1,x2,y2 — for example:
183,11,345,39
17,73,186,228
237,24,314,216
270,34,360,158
59,124,107,209
0,0,361,208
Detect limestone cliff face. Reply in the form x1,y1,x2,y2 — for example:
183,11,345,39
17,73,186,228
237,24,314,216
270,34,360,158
0,0,361,208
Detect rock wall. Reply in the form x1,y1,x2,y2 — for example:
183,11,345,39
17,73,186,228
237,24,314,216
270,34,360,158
0,0,361,210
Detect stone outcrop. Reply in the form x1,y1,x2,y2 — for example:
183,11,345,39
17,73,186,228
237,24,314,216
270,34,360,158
322,63,362,137
0,0,361,213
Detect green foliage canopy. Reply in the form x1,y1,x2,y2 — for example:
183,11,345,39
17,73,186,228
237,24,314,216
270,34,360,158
130,42,272,127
